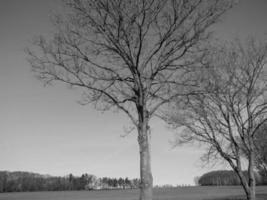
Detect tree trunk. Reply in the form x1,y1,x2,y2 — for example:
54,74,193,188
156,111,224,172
138,120,153,200
230,148,255,200
234,168,251,200
248,151,256,200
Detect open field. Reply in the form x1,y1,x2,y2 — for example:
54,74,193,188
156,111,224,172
0,186,266,200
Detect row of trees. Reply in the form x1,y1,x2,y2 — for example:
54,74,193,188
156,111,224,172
0,171,139,193
197,171,264,186
99,177,140,189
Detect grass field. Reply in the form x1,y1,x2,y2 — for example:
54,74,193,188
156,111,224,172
0,186,266,200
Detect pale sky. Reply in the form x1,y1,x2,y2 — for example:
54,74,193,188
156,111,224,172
1,0,267,186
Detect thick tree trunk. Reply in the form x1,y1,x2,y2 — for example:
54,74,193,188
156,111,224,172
138,120,153,200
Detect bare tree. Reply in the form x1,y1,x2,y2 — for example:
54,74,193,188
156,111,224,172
26,0,233,199
165,38,267,200
254,123,267,183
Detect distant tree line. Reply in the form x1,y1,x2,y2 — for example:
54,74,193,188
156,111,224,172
0,171,140,193
197,170,266,186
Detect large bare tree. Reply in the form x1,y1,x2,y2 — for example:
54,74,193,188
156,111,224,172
166,38,267,200
26,0,233,199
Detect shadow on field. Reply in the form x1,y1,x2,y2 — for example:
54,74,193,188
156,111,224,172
204,196,244,200
205,194,267,200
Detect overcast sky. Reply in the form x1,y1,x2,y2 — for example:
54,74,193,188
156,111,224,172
1,0,267,186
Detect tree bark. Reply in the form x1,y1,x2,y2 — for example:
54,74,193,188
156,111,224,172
248,150,256,200
138,119,153,200
235,169,251,200
235,151,256,200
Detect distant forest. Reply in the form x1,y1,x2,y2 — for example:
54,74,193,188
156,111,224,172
0,171,140,193
2,170,267,193
197,170,267,186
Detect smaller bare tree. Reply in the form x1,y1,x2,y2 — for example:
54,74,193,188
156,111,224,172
165,38,267,200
